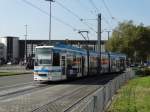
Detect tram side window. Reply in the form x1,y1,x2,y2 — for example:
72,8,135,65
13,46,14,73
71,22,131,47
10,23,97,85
53,53,60,66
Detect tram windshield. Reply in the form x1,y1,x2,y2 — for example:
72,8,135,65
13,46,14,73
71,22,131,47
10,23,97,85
35,48,52,65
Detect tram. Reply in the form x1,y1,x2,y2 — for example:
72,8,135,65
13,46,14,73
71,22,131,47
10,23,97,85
33,44,126,81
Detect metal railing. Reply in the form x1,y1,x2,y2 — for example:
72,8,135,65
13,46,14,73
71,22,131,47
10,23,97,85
69,70,135,112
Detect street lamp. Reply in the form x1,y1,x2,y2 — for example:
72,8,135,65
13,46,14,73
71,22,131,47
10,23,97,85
45,0,54,45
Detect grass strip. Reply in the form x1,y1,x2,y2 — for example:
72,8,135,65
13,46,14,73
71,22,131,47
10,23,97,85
107,76,150,112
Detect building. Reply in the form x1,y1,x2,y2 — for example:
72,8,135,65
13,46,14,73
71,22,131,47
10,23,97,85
0,43,4,57
0,43,5,60
0,36,106,62
0,36,19,61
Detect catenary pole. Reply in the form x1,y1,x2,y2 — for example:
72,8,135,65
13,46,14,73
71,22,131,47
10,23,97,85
97,14,101,74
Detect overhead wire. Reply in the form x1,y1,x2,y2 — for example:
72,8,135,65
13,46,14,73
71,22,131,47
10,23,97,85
90,0,113,28
21,0,79,31
87,0,113,29
102,0,119,29
102,16,113,28
102,0,113,19
88,0,99,14
76,0,96,16
55,0,97,33
101,0,120,26
22,0,115,37
75,0,99,34
103,0,120,24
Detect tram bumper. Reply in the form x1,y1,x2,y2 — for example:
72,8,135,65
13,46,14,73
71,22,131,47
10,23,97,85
34,72,49,81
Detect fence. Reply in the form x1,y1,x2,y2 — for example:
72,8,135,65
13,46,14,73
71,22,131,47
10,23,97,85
69,70,135,112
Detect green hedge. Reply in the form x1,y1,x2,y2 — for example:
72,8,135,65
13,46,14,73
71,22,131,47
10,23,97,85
135,67,150,76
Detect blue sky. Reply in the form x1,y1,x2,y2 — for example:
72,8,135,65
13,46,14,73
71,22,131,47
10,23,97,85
0,0,149,40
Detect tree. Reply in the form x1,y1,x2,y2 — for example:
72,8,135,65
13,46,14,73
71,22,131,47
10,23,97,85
106,20,150,63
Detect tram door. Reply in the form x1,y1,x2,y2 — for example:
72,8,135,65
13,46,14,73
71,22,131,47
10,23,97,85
76,56,82,77
81,56,85,76
60,55,66,78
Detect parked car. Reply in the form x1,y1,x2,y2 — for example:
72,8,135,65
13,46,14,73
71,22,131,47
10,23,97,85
7,62,12,65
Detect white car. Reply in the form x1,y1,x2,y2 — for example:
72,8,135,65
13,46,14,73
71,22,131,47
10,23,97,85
7,62,12,65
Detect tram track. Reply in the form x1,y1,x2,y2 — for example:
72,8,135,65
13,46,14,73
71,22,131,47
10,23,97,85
0,73,117,99
0,81,34,91
0,81,54,101
0,77,92,101
0,73,119,112
32,73,119,112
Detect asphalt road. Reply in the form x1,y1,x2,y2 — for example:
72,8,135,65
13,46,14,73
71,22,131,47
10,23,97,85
0,74,33,89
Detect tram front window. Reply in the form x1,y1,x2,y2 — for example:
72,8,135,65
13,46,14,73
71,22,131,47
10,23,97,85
38,59,51,65
36,48,52,65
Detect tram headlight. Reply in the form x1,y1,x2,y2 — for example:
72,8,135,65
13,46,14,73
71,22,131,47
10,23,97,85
34,72,38,75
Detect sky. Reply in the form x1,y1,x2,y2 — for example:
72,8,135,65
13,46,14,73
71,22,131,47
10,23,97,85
0,0,149,40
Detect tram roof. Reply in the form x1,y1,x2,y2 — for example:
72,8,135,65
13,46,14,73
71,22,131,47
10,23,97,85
109,52,126,57
35,46,53,48
35,44,126,58
54,44,86,52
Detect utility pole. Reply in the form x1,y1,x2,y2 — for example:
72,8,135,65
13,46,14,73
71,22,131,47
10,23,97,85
45,0,54,45
24,24,28,63
78,30,90,75
97,14,101,74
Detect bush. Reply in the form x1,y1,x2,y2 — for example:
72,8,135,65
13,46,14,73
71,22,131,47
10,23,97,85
134,67,150,76
135,69,143,76
143,67,150,76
